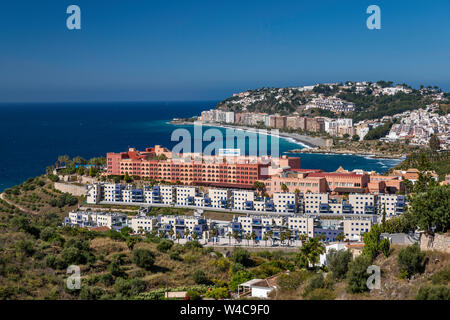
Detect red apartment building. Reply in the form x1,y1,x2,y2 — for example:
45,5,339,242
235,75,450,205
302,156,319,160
106,146,302,189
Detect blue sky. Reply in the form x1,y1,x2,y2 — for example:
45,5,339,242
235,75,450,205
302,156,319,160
0,0,449,102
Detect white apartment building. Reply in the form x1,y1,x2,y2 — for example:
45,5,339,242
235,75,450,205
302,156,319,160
378,194,406,217
304,193,329,214
103,183,125,202
160,185,176,205
343,216,376,240
287,216,314,237
209,188,231,208
66,211,127,229
349,194,375,214
232,190,256,211
130,215,158,233
176,186,198,206
273,192,297,213
87,184,101,204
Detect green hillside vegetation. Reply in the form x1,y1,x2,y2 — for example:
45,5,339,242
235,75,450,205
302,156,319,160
338,91,432,121
392,150,450,180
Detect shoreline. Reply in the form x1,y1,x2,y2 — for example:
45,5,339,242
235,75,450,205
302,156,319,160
168,121,324,149
286,148,405,160
169,121,404,160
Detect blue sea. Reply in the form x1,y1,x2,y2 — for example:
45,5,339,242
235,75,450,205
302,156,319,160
0,102,401,192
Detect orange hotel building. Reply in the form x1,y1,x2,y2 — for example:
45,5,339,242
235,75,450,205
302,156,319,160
106,146,301,189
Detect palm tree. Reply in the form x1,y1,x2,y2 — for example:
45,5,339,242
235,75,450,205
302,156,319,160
159,230,165,239
168,229,174,240
192,232,198,241
227,231,232,245
281,183,288,193
233,230,240,244
210,228,217,246
280,232,287,246
184,228,190,240
245,233,251,247
176,232,181,244
267,230,274,246
298,237,326,269
286,230,292,246
263,234,269,247
251,232,257,247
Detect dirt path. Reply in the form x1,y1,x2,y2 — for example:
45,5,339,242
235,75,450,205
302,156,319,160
0,193,39,215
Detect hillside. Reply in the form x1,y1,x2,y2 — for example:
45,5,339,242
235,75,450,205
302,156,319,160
217,81,447,121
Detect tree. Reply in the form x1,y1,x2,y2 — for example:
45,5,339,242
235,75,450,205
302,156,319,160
176,232,181,244
297,237,325,269
429,135,441,151
227,232,232,245
362,224,382,261
352,134,360,141
382,204,387,226
281,183,288,193
327,249,352,280
232,230,240,244
245,233,251,246
253,181,266,195
347,255,372,293
132,249,155,270
232,248,252,267
397,243,426,279
408,185,449,233
184,228,190,239
379,238,390,257
124,172,132,183
210,228,217,246
263,234,269,247
250,232,257,246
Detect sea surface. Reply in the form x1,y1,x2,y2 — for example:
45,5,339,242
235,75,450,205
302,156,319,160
0,102,401,192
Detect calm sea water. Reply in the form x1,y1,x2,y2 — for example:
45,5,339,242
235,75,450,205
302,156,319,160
0,102,401,191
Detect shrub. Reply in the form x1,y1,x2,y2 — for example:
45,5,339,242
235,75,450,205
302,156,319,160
132,249,155,270
16,239,35,257
212,257,231,272
277,271,310,291
114,278,147,298
204,287,229,300
415,285,450,300
193,270,210,285
61,247,87,265
232,248,252,267
108,261,127,278
230,270,252,291
397,243,426,279
431,266,450,285
347,255,372,293
326,249,352,280
80,286,105,300
184,240,203,249
157,240,173,253
169,251,182,261
307,288,336,300
186,289,201,300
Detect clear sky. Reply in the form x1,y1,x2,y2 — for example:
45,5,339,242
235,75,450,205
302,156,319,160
0,0,449,102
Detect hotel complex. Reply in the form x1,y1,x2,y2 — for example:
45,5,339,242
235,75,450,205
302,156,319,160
68,144,428,245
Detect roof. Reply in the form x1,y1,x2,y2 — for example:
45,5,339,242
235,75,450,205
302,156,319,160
307,172,364,178
89,226,110,232
333,187,365,193
345,243,365,249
